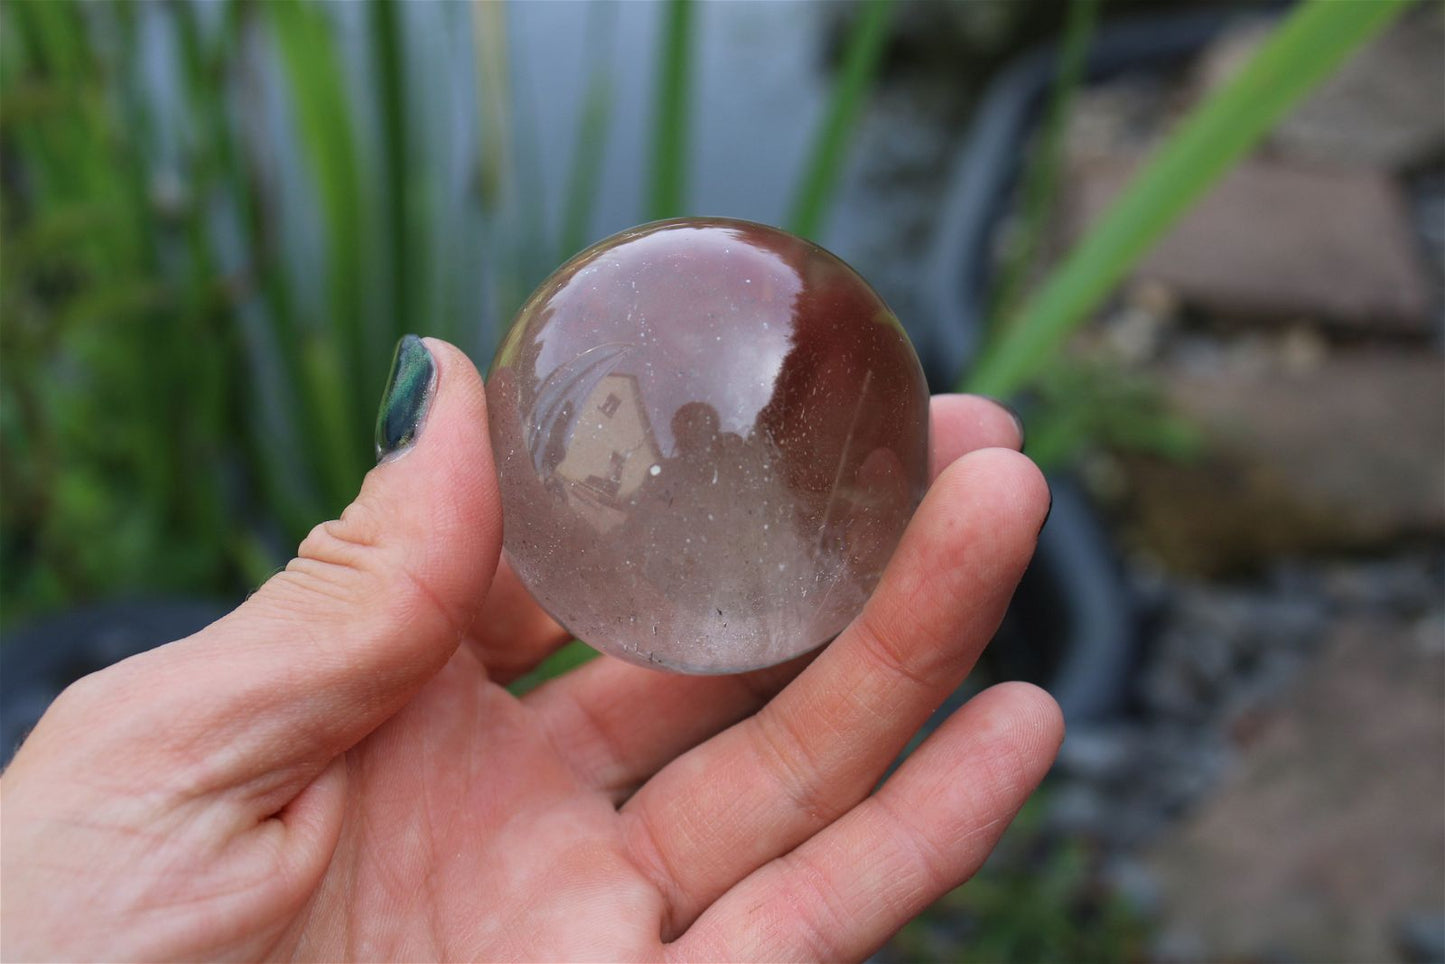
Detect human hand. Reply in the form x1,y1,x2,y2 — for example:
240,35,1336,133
1,336,1059,962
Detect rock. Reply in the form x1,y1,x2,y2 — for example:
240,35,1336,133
1410,171,1445,274
1195,10,1445,173
1048,782,1110,837
1067,158,1434,331
1064,74,1177,162
1323,552,1445,616
1144,615,1445,963
1055,724,1139,783
1118,352,1445,576
1140,579,1328,722
1106,856,1162,920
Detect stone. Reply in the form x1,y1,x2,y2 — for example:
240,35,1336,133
1056,724,1140,783
1194,10,1445,172
1117,352,1445,576
1064,74,1176,163
1145,615,1445,963
1067,158,1434,331
487,218,930,674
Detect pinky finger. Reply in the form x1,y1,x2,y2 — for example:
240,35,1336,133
669,682,1063,964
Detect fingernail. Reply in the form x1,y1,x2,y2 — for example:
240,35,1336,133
1039,488,1053,536
375,335,436,462
984,396,1026,451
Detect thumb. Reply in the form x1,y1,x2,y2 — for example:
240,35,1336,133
45,336,502,806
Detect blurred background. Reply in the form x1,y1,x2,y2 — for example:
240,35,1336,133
1,0,1441,960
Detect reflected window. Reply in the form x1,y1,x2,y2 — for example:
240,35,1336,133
583,450,627,500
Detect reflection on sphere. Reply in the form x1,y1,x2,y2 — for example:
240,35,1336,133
488,218,929,674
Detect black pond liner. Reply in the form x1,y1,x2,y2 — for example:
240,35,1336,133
1,598,233,766
915,6,1265,729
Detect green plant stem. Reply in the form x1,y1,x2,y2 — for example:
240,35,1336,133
559,3,616,261
176,1,323,535
371,0,410,346
471,0,528,327
559,76,612,260
269,0,371,508
990,0,1098,331
786,0,893,240
647,0,693,221
965,0,1414,399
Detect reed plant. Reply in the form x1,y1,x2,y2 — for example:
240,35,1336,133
0,0,1413,625
0,0,899,621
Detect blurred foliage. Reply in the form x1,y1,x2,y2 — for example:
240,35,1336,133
1024,359,1203,469
646,0,693,222
989,0,1099,334
0,0,893,624
4,0,1405,618
967,0,1414,404
786,0,893,239
1,2,240,615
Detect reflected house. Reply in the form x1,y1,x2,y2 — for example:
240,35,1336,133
552,372,662,530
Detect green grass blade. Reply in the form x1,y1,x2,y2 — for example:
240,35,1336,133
471,0,526,328
174,0,328,531
472,0,512,217
268,0,370,507
965,0,1415,399
371,0,411,348
785,0,893,240
990,0,1098,330
646,0,693,221
507,639,599,696
301,333,364,508
558,4,616,261
558,76,612,260
509,41,552,301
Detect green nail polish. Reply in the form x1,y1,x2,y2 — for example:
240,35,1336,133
375,335,436,462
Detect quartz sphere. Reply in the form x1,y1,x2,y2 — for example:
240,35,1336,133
487,218,929,673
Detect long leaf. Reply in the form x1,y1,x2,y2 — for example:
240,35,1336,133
471,0,527,331
965,0,1414,398
646,0,693,221
558,3,616,261
269,0,370,507
559,75,612,261
990,0,1099,331
786,0,893,240
371,0,412,349
175,1,325,535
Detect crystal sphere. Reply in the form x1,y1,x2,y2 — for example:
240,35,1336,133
487,218,929,673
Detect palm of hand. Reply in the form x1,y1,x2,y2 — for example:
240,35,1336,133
293,653,667,961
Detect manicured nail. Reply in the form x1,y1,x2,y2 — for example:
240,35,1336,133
375,335,436,462
984,396,1026,451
